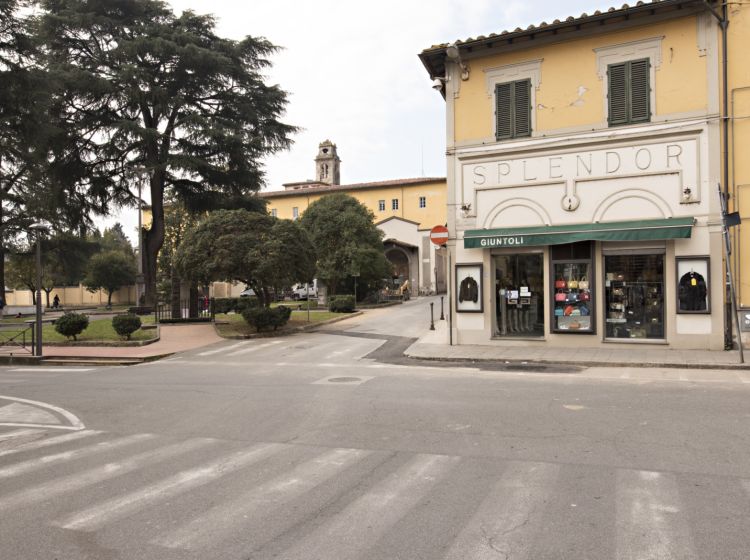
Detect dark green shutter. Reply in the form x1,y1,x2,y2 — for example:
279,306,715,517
629,58,651,123
514,79,531,137
608,62,628,125
496,79,531,140
608,58,651,126
495,82,512,139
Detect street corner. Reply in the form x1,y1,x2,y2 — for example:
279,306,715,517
0,395,85,432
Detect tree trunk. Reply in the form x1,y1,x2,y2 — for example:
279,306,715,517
44,289,52,308
188,284,199,318
143,171,165,306
170,269,181,319
107,290,113,307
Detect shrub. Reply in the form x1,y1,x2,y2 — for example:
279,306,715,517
329,295,355,313
241,305,292,332
54,312,89,341
214,297,259,314
112,313,142,340
128,306,153,315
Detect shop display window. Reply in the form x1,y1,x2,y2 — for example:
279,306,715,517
552,262,594,333
551,242,594,334
494,254,544,337
604,253,664,340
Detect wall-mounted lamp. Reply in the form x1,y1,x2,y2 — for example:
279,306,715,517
682,186,693,202
432,77,446,91
446,43,469,81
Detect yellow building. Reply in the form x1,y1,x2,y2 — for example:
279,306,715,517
420,0,737,350
261,141,448,294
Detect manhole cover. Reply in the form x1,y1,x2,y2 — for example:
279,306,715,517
328,377,361,383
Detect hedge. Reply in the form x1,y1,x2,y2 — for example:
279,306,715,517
241,305,292,332
112,313,142,340
54,312,89,341
328,295,355,313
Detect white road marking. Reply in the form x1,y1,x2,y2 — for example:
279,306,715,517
0,395,85,430
0,428,41,442
0,429,101,459
57,443,286,531
197,341,249,356
155,447,370,550
616,469,697,560
10,368,94,373
443,461,559,560
0,433,156,480
277,453,460,560
226,340,283,357
620,371,631,379
0,402,61,424
737,372,750,384
0,437,215,513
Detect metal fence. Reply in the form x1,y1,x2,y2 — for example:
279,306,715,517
0,323,36,355
154,298,214,324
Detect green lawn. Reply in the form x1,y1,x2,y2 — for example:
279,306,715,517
215,310,343,337
42,315,156,343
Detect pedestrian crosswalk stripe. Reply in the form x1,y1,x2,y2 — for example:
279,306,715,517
56,442,287,531
197,341,249,356
615,469,698,560
155,447,370,550
443,461,559,560
0,429,102,460
276,453,460,560
0,437,215,513
0,433,156,480
226,340,283,357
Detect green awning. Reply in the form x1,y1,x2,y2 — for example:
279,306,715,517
464,217,694,249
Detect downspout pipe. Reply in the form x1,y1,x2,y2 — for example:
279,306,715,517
704,0,732,348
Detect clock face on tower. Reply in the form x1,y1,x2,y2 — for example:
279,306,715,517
562,194,580,211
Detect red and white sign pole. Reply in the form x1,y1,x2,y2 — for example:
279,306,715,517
429,225,452,345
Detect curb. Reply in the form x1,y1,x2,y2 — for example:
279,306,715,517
43,334,160,348
216,311,365,340
403,350,750,371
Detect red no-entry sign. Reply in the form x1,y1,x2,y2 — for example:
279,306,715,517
429,225,449,246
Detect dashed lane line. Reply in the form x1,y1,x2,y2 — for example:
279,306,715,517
197,341,250,357
226,340,283,357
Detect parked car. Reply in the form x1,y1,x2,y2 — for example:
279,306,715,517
239,288,256,297
291,280,318,300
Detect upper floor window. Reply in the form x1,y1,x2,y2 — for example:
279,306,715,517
419,196,426,208
378,200,385,211
392,199,399,210
495,79,531,140
292,207,299,220
608,59,650,126
270,208,277,217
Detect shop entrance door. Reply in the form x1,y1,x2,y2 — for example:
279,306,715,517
494,254,544,337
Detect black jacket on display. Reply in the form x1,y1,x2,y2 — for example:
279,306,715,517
459,276,479,303
678,272,707,311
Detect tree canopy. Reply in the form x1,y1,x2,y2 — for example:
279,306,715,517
84,250,137,306
37,0,297,304
174,209,316,307
299,193,390,296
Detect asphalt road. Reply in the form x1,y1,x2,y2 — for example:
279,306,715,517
0,298,749,559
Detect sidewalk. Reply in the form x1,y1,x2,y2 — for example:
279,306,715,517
38,323,223,361
405,319,749,370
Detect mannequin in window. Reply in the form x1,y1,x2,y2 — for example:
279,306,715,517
678,269,707,311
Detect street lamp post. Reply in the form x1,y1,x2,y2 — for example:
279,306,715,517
29,222,49,357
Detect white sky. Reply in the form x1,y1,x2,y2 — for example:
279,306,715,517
100,0,618,243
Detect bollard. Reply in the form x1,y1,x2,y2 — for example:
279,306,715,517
440,296,445,320
430,302,435,330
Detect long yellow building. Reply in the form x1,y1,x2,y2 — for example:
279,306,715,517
420,0,745,350
261,141,448,293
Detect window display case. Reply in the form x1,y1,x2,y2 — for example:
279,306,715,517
551,261,594,333
604,254,664,339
